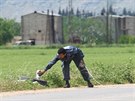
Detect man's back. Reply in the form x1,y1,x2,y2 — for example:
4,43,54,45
63,46,79,55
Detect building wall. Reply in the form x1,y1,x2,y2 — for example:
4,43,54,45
113,16,135,42
21,12,63,45
91,16,135,43
114,17,123,42
54,16,64,43
126,17,135,35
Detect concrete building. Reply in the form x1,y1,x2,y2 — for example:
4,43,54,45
21,11,64,45
114,16,135,42
93,15,135,43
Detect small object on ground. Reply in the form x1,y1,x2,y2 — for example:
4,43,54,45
32,78,48,86
18,76,29,82
18,76,48,86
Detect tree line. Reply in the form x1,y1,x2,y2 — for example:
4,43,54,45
0,18,21,45
58,6,135,17
58,7,93,17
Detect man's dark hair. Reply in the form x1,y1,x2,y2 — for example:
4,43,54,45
57,47,66,54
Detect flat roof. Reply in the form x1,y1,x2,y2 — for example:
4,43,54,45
22,11,61,17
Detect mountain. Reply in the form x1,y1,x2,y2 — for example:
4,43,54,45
0,0,135,22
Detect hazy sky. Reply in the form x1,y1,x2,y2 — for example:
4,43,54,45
0,0,135,22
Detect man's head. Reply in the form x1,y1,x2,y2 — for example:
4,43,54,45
57,47,66,59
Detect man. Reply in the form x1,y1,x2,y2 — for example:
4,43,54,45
38,46,94,88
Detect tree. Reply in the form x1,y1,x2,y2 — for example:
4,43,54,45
76,8,81,17
123,8,127,15
0,18,21,45
62,16,106,44
127,11,132,16
101,8,106,16
62,9,65,16
58,7,62,15
70,8,74,15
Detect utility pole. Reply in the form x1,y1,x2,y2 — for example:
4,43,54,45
68,0,73,42
106,0,109,44
109,0,113,44
51,11,55,43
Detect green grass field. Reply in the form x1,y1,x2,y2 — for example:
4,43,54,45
0,46,135,91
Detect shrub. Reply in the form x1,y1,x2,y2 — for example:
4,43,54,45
45,70,64,87
119,35,135,44
91,59,135,84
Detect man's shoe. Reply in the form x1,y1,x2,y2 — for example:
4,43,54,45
87,81,94,88
64,83,70,88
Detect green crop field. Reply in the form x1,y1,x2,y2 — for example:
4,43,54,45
0,46,135,92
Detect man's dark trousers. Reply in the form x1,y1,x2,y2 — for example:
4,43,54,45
62,50,90,81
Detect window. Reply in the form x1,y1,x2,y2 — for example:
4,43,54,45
38,30,42,33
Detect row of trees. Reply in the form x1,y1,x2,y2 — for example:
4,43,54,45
58,7,135,17
101,6,135,16
0,18,20,45
58,7,93,17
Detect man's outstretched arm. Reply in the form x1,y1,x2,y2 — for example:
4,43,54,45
37,55,59,76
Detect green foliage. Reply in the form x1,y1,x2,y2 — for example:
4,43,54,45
118,35,135,44
63,16,106,44
91,59,135,84
0,47,135,91
0,17,21,45
45,70,64,87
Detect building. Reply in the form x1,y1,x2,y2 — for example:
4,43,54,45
92,15,135,43
114,16,135,42
21,11,64,45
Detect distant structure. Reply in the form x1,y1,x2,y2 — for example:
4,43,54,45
92,15,135,43
114,16,135,42
21,11,64,45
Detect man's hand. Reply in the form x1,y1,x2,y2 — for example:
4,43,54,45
37,70,46,76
